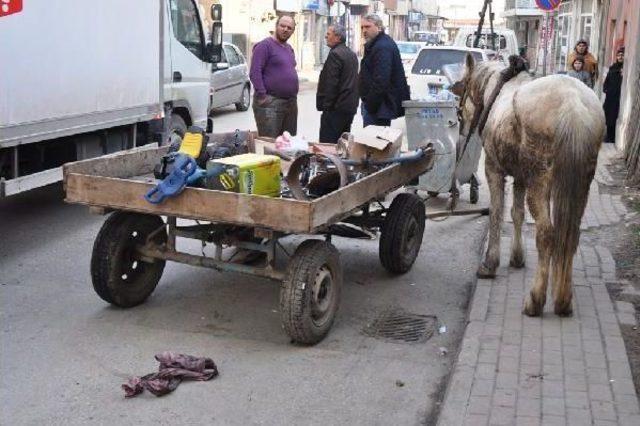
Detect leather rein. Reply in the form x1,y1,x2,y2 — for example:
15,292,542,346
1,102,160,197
457,57,527,160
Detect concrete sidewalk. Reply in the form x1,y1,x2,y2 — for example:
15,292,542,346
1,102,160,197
437,147,640,426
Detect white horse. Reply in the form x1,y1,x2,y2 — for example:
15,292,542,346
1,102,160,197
452,55,605,316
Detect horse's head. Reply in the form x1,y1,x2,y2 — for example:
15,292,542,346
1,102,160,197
450,53,480,145
450,54,529,145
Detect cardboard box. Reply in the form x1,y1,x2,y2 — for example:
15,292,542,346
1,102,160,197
348,126,403,161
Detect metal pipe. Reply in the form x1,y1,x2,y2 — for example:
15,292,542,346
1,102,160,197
425,207,490,219
137,245,286,281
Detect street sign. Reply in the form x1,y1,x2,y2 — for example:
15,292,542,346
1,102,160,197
0,0,23,18
535,0,561,11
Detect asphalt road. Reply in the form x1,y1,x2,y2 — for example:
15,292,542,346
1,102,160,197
1,85,489,425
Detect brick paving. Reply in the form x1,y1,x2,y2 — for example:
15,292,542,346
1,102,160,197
437,147,640,426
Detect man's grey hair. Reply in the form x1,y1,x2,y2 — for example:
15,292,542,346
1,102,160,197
329,24,347,43
363,14,384,31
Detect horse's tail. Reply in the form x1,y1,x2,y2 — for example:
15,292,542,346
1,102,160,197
551,107,602,312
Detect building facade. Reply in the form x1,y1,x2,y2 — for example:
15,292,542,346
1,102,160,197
603,0,640,153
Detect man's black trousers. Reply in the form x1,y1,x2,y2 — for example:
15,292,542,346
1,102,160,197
319,111,355,144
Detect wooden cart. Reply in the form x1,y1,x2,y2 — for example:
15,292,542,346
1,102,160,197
63,140,435,345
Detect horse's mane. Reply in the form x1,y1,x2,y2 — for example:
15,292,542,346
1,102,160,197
469,56,528,100
468,56,529,136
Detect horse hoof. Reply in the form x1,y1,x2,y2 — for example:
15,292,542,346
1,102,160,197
554,302,573,317
509,257,525,269
477,263,496,278
523,294,545,317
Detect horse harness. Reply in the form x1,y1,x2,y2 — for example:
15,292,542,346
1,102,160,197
457,56,528,160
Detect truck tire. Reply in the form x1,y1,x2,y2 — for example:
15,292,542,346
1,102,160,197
379,193,425,274
167,114,187,146
280,239,342,345
91,212,167,308
235,85,251,111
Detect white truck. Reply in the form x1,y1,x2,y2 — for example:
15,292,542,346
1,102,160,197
0,0,223,197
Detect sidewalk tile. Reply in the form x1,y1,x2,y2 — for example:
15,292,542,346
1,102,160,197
541,415,567,426
515,416,541,426
467,396,491,415
566,408,592,426
463,414,488,426
516,397,542,418
542,397,566,416
489,406,516,425
591,400,617,421
565,390,589,409
493,388,517,407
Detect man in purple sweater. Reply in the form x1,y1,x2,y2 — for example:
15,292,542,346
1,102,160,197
250,15,299,137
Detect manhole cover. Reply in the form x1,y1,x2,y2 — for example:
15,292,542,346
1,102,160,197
364,310,437,343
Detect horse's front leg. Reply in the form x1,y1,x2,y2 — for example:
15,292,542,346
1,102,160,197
510,181,526,268
523,182,552,316
477,161,505,278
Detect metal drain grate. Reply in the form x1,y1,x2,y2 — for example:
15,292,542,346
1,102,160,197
364,310,437,343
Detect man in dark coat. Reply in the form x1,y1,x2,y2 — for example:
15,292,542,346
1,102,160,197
316,24,359,143
358,14,410,127
603,47,624,143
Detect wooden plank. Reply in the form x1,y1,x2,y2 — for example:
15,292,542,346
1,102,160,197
65,174,313,234
309,153,435,231
1,166,62,197
63,144,167,184
63,131,256,183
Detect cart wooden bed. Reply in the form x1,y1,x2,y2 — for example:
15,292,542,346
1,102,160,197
64,140,435,344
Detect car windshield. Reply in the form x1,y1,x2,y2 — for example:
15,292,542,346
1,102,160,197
397,43,421,54
414,32,439,43
464,34,507,50
411,49,484,75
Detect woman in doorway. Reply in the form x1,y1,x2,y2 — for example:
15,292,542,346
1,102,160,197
603,48,624,143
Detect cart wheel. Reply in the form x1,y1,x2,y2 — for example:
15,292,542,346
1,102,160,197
469,176,479,204
379,193,426,274
280,239,342,345
91,212,167,308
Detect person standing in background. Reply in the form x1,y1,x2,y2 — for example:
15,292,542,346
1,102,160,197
249,15,298,137
567,56,593,88
316,24,359,143
603,48,625,144
358,14,410,127
568,39,598,85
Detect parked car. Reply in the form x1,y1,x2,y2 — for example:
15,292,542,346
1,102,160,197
453,27,519,58
397,41,424,74
209,42,251,112
412,31,441,45
407,46,490,99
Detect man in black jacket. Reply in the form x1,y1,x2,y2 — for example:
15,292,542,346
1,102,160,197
358,14,410,127
316,24,359,143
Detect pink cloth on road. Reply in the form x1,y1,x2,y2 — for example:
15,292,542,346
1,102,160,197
122,352,218,398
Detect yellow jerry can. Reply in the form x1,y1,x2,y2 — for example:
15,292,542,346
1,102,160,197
205,154,281,197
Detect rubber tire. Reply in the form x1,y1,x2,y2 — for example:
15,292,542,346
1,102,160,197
379,193,426,274
91,212,167,308
280,239,342,345
235,85,251,112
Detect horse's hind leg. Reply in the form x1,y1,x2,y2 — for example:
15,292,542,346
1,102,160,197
523,182,552,316
510,181,526,268
477,161,505,278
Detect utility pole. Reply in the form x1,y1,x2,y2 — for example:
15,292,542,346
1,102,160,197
473,0,495,51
